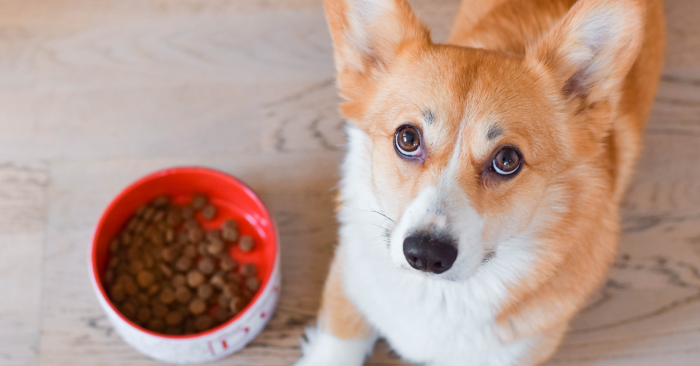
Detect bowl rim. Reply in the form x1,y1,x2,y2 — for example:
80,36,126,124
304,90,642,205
89,166,279,340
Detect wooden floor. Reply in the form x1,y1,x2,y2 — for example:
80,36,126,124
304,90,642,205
1,0,699,365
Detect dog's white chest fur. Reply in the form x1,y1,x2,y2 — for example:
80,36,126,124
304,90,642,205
332,126,542,366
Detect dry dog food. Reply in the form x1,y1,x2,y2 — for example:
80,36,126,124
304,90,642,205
104,194,261,335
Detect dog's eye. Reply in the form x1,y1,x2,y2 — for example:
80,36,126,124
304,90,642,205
492,147,521,175
394,125,421,157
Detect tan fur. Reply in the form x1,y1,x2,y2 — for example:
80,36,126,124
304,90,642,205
317,0,664,361
318,258,373,340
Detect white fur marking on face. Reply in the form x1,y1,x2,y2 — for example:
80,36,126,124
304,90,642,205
387,120,487,280
335,124,552,365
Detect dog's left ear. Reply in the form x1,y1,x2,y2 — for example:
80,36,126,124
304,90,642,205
527,0,644,130
324,0,430,119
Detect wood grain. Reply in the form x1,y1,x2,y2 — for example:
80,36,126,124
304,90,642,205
0,163,48,366
0,0,697,365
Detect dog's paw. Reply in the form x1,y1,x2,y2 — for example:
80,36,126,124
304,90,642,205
294,326,375,366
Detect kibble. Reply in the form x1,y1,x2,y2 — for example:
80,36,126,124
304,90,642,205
165,311,183,326
165,325,181,335
159,287,176,305
148,318,165,333
184,318,197,334
152,195,169,207
175,256,192,272
191,194,207,210
127,246,140,261
189,298,207,315
143,207,155,221
110,239,120,253
197,242,209,256
171,274,186,288
246,277,260,292
210,273,226,289
227,272,243,285
121,302,137,320
206,238,224,256
152,301,169,319
166,209,182,227
175,286,192,304
161,247,178,263
222,220,239,242
198,257,215,275
133,235,145,247
188,226,203,242
143,254,154,269
104,193,261,335
187,270,206,288
195,315,213,331
129,219,140,232
137,308,152,323
207,229,221,241
201,205,216,220
222,219,237,231
181,206,194,220
223,282,240,298
111,284,126,303
121,232,132,246
183,245,197,258
220,257,237,271
239,235,254,252
218,293,231,308
136,221,147,234
137,271,155,288
197,284,213,300
241,263,257,277
153,210,165,223
229,296,245,314
105,269,114,284
129,260,144,275
214,307,230,323
147,284,160,296
124,278,139,296
158,263,173,278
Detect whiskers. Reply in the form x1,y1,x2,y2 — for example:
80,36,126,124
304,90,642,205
340,203,396,248
482,250,496,263
340,203,396,224
369,208,396,223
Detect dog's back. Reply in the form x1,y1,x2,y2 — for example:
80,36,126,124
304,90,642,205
450,0,665,201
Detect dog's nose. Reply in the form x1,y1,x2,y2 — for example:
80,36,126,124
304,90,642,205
403,233,457,274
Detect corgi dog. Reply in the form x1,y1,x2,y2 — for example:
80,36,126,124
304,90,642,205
296,0,664,365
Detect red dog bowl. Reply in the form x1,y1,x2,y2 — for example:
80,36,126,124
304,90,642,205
89,167,280,364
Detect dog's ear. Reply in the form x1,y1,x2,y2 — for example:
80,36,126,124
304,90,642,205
324,0,430,114
526,0,643,118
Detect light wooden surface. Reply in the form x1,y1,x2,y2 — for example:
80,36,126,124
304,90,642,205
0,0,698,365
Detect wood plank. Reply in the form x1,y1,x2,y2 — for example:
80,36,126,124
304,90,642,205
0,163,48,366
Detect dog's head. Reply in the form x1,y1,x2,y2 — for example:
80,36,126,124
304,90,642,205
327,0,643,280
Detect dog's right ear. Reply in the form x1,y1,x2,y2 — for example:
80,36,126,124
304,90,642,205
526,0,644,113
324,0,430,118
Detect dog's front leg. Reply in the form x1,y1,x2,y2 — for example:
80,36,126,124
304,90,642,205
295,258,376,366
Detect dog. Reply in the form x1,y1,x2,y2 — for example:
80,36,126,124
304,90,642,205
296,0,664,364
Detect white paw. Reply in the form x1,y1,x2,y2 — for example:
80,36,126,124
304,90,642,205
294,326,375,366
